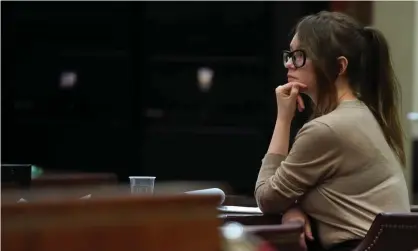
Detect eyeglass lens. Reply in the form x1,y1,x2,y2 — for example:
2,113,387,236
283,50,305,68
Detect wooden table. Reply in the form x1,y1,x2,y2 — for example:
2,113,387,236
220,213,282,225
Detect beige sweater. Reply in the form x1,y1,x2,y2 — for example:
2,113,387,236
255,100,410,248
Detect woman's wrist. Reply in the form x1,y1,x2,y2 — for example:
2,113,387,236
276,112,293,125
275,117,292,129
267,118,292,155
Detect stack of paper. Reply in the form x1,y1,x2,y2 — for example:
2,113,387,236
218,206,262,214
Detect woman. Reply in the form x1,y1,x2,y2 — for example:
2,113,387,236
254,11,410,251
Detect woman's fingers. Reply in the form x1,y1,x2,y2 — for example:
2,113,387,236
276,84,305,112
277,82,307,97
297,95,305,112
275,82,307,120
289,82,307,90
304,220,314,241
299,233,308,251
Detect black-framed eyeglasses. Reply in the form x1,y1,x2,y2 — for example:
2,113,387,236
283,49,307,69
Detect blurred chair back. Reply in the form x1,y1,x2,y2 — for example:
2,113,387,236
221,195,301,250
222,214,282,226
245,223,304,251
354,213,418,251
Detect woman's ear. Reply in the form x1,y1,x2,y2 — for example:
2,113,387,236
337,56,348,76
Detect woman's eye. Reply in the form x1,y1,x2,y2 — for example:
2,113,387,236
294,51,303,59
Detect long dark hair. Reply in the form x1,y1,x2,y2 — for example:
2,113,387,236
295,11,405,166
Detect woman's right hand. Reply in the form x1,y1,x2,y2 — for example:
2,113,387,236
282,207,314,251
275,82,307,122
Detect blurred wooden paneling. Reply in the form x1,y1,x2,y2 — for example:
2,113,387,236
330,1,373,25
31,171,118,187
2,194,222,251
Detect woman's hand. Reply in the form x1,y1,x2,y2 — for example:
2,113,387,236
282,207,314,251
275,82,307,122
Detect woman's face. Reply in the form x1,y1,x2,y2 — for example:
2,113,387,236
285,33,317,98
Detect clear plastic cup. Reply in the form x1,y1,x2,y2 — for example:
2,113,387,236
129,176,156,195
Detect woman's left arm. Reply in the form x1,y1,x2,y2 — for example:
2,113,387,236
255,121,342,213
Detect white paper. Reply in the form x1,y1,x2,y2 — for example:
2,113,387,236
80,194,92,200
218,206,262,214
185,188,225,204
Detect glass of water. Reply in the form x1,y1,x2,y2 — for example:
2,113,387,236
129,176,156,195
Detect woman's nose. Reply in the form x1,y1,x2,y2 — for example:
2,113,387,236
284,58,294,69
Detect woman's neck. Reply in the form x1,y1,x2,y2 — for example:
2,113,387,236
337,88,357,102
308,78,357,105
335,77,357,103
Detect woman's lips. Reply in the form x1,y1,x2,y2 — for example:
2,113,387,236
287,76,297,82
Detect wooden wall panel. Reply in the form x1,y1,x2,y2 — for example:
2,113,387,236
330,1,373,25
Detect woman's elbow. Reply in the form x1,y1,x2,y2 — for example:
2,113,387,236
255,186,287,214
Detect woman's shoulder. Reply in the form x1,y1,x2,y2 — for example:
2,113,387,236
297,119,339,145
301,105,381,154
298,110,367,145
307,103,371,134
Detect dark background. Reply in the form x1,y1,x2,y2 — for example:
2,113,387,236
2,1,330,195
